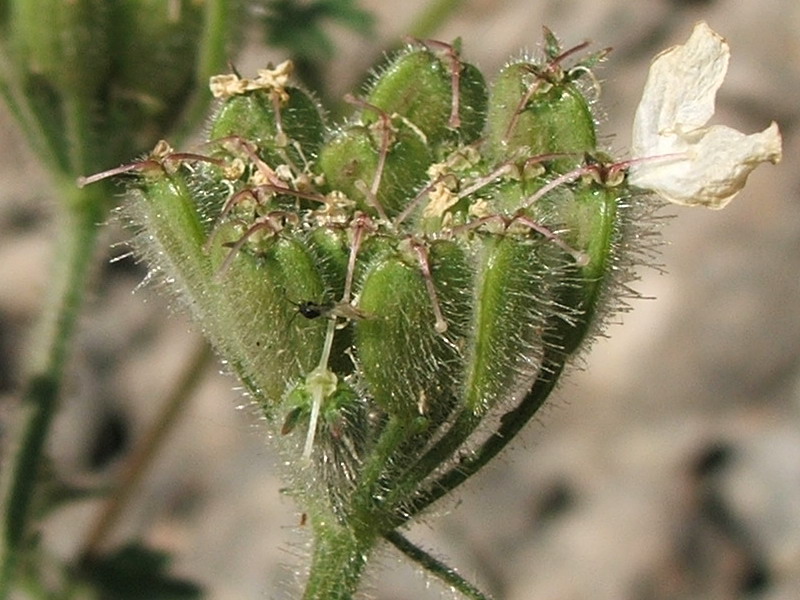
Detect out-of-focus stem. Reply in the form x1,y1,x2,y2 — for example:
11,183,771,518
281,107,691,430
0,181,108,600
172,0,238,146
79,340,214,561
407,0,469,39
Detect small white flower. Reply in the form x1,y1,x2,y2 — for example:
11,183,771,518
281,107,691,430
628,21,782,208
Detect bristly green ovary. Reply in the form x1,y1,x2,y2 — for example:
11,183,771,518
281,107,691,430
210,86,325,166
460,236,556,415
364,45,488,145
318,120,432,219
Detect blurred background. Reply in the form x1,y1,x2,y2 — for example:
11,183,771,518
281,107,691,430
1,0,798,598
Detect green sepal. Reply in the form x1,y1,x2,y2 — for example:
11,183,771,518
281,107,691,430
205,230,329,410
462,235,555,415
533,178,620,355
130,166,327,411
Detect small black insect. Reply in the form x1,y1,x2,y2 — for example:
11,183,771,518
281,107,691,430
294,300,330,319
288,299,369,323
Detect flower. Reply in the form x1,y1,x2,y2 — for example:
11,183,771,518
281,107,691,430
628,21,782,209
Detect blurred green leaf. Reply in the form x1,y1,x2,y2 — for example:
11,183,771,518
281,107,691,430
79,543,202,600
261,0,374,60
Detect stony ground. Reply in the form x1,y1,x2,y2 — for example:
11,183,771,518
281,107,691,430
1,0,799,598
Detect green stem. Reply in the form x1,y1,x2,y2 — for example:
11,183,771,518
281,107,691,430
384,531,493,600
381,407,481,514
0,49,65,175
0,181,107,600
406,358,566,521
302,517,376,600
302,417,414,597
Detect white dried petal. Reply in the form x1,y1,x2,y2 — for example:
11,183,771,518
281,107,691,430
629,21,782,208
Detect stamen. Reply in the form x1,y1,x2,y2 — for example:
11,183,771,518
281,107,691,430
270,91,288,147
519,165,592,210
342,213,376,303
214,212,298,278
503,77,544,144
204,188,259,254
77,160,158,187
511,214,588,265
302,321,338,461
448,214,506,238
344,94,394,222
302,376,324,461
549,39,591,68
77,149,225,188
214,136,285,187
421,39,464,129
409,239,448,334
458,163,515,199
354,180,389,223
258,183,327,204
394,175,452,227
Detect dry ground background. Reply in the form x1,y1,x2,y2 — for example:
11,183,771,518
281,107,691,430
1,0,799,598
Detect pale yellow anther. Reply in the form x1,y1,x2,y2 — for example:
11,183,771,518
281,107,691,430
151,139,174,160
467,199,492,219
423,182,460,220
209,73,250,98
254,60,294,103
275,164,294,182
223,158,246,180
209,61,295,101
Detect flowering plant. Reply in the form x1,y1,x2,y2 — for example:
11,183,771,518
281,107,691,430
0,10,781,597
85,21,779,598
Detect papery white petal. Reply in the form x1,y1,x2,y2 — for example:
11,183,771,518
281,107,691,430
629,22,782,208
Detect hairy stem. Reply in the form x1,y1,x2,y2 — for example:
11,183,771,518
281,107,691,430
302,516,376,600
172,0,237,146
384,531,493,600
407,357,566,520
